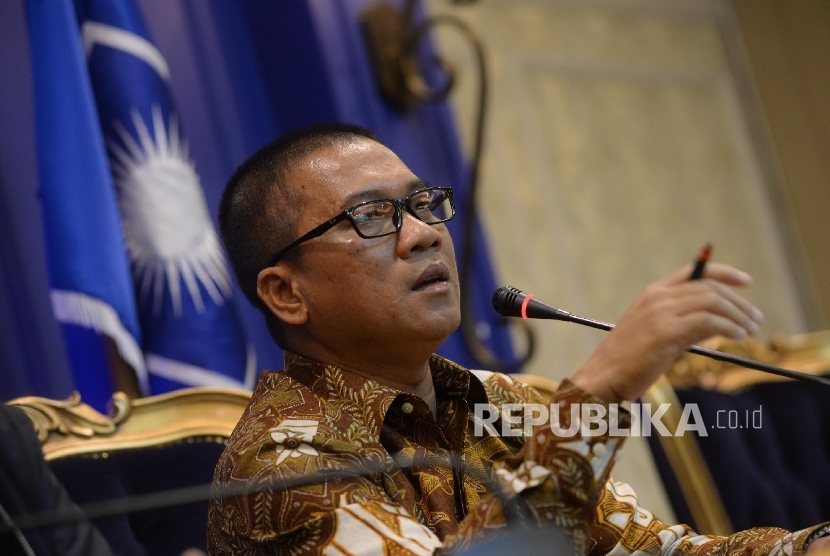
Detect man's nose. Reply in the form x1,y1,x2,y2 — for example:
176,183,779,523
395,209,442,258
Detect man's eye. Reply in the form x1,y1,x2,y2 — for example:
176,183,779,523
410,193,434,211
353,204,391,223
354,212,383,224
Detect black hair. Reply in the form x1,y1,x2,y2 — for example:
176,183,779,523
218,122,380,349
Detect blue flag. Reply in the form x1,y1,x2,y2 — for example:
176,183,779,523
28,0,254,405
28,0,146,411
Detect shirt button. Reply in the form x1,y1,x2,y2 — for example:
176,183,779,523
401,402,414,414
592,443,607,457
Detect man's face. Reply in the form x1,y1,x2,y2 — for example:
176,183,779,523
283,138,461,358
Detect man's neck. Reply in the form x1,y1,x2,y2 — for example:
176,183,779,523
366,363,437,419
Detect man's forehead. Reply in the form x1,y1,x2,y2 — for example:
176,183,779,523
305,139,376,174
301,138,396,175
337,179,430,209
291,139,417,207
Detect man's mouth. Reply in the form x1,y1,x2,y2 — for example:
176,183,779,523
412,264,450,291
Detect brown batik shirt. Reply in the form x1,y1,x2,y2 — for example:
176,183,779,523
207,352,824,555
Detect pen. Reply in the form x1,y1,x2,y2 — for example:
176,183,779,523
688,242,712,280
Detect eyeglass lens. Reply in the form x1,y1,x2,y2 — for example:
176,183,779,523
350,189,453,238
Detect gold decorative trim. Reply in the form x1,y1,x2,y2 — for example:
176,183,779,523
667,330,830,391
9,388,251,460
8,391,131,443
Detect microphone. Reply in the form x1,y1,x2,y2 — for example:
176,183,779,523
492,286,611,330
492,286,830,389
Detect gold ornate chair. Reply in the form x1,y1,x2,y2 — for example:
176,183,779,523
652,330,830,535
8,387,251,555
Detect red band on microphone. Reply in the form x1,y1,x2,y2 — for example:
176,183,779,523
520,294,534,319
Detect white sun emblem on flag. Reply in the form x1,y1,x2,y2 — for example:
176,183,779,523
107,105,233,316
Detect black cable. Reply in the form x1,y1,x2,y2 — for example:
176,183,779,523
0,500,36,556
409,12,535,372
2,450,541,535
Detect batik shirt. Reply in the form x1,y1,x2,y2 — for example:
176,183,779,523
207,352,823,555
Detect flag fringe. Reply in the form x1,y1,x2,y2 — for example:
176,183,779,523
243,342,257,390
51,289,149,393
146,352,249,390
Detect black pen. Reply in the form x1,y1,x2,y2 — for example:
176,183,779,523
688,242,712,280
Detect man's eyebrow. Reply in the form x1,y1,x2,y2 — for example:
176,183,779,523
339,189,386,210
338,179,431,210
406,178,430,193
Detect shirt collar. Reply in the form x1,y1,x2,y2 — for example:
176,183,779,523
281,351,488,438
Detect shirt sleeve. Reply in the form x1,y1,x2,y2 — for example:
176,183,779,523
445,375,825,556
589,479,827,556
0,405,113,556
443,377,629,554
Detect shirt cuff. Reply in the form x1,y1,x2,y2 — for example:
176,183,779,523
494,379,631,498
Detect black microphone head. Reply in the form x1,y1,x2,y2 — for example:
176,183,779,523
491,286,525,317
493,286,574,321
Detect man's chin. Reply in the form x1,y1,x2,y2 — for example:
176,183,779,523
420,310,461,344
395,293,461,344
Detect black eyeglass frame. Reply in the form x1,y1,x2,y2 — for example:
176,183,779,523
267,187,455,266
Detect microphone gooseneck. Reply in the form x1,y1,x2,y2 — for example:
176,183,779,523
492,286,830,389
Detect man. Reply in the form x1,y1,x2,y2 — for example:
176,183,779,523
208,123,830,555
0,404,112,555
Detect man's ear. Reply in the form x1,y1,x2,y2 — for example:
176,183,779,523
257,265,309,326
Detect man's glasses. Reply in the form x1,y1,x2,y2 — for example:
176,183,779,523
268,187,455,266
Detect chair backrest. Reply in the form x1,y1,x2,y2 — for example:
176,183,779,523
9,388,251,556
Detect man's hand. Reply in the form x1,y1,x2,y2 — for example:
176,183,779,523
807,536,830,554
571,262,764,403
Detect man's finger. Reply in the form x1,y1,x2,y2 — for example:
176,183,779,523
666,283,761,335
701,263,753,286
661,262,753,287
672,311,752,343
706,279,764,325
